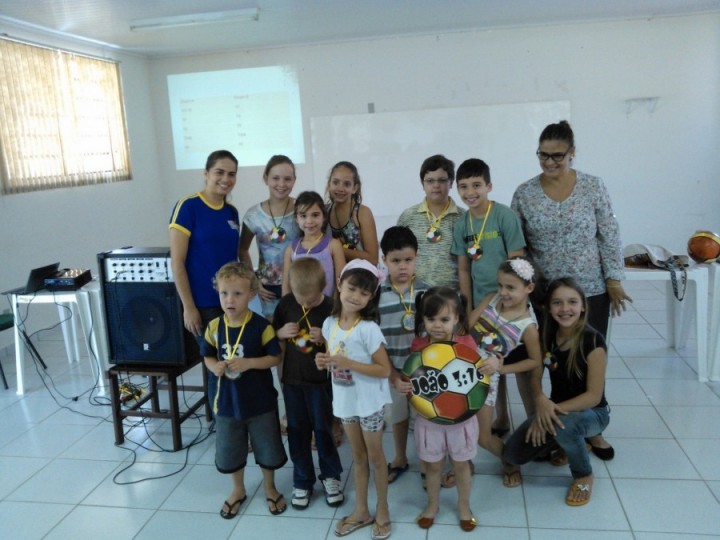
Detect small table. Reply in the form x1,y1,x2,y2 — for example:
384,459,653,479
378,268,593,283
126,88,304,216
705,263,720,380
622,265,715,381
107,361,211,451
8,280,110,395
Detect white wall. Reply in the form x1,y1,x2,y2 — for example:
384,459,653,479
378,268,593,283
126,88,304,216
0,26,164,347
1,14,718,351
149,13,720,259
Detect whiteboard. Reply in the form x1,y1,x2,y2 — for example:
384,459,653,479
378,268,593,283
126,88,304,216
311,101,570,235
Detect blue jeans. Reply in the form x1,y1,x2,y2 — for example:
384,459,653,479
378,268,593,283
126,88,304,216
503,406,610,478
283,382,343,489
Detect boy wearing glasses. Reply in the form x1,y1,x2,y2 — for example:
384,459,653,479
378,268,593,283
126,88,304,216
397,154,465,289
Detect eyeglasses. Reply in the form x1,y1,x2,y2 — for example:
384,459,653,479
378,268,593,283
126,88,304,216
423,177,450,186
536,148,572,163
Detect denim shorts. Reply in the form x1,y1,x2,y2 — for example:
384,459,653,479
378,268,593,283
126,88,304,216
215,409,287,473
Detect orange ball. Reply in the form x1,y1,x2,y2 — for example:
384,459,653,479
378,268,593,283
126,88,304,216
687,231,720,263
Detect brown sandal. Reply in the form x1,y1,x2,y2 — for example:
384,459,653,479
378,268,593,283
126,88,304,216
502,469,522,488
550,448,568,466
566,476,593,506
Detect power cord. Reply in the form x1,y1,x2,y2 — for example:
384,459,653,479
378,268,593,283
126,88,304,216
111,372,214,485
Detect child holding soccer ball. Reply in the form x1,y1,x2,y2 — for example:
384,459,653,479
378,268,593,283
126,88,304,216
398,287,486,532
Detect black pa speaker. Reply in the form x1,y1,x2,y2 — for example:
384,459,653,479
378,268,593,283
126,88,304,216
103,281,188,365
98,247,191,366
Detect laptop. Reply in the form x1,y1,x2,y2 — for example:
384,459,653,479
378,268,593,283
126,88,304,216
2,262,61,295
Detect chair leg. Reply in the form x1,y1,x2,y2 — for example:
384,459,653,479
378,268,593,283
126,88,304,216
0,357,9,390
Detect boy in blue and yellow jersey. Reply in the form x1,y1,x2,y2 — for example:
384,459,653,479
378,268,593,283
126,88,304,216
201,262,287,519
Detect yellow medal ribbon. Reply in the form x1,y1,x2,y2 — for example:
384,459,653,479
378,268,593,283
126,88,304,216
467,201,493,260
425,199,451,242
213,311,251,414
327,317,361,383
294,305,315,353
391,277,415,331
328,317,361,354
297,305,313,331
293,232,324,256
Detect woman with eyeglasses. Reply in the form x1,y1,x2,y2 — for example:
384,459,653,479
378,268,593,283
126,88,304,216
509,120,630,461
397,154,465,289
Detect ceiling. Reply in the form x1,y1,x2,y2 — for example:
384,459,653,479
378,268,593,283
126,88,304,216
0,0,718,57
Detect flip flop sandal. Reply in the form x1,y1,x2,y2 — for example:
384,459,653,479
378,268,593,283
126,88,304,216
502,469,522,488
566,481,592,506
371,520,392,540
267,493,287,515
334,515,374,537
219,495,247,519
387,463,409,484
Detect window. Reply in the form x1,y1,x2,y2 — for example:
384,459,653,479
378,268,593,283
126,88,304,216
0,38,131,194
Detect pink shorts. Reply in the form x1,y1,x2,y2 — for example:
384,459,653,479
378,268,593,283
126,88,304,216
414,415,478,463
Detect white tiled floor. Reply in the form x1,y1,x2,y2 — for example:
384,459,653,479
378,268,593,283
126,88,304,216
1,280,720,539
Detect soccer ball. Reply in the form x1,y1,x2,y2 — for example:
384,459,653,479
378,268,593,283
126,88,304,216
687,231,720,263
402,341,490,425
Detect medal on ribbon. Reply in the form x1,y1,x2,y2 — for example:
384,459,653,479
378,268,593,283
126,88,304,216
467,243,483,260
467,202,493,261
426,226,441,243
401,312,415,331
543,351,558,371
294,327,314,354
424,199,450,243
392,278,416,333
270,226,286,243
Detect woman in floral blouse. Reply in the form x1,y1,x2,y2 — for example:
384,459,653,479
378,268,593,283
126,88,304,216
510,120,631,461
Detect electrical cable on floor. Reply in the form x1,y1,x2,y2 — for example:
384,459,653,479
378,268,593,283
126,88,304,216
16,298,112,421
7,293,215,483
111,382,214,485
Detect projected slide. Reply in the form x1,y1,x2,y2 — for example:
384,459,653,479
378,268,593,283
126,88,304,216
168,66,305,169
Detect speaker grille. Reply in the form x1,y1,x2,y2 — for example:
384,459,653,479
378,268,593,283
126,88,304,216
103,282,187,365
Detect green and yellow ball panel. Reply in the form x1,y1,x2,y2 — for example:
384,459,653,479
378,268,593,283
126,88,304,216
402,341,490,425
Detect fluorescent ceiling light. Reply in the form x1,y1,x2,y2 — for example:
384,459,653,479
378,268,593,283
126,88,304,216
129,8,259,31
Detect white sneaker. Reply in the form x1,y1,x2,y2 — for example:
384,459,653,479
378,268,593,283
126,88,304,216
321,477,344,507
291,487,312,510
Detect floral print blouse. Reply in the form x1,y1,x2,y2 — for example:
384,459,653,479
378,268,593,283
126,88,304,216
511,171,624,296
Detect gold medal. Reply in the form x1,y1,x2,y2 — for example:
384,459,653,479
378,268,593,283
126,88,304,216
392,278,416,332
401,312,415,331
